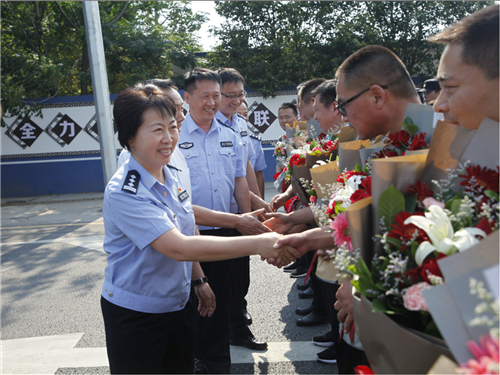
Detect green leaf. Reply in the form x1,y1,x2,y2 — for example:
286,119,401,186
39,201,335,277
372,298,393,314
404,116,415,126
446,197,462,215
411,241,420,259
424,320,442,339
348,264,359,275
378,185,406,229
484,190,499,202
385,236,402,249
358,257,372,279
405,194,418,214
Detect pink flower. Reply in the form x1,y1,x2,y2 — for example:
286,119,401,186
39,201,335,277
460,333,500,374
423,197,445,210
403,282,431,311
330,212,353,251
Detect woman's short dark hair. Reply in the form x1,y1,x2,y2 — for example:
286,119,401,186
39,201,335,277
114,83,177,150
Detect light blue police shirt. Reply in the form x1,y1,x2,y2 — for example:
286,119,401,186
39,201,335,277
101,155,195,314
117,148,192,202
178,113,246,230
249,133,267,172
215,111,256,164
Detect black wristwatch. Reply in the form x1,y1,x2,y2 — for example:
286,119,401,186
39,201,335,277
192,276,208,286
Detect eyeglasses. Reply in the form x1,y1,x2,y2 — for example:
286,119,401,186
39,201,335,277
336,85,388,116
221,91,247,101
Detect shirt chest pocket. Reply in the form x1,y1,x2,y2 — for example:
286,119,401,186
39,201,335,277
181,149,202,176
218,148,237,174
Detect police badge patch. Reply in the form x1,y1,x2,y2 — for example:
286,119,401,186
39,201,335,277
122,170,141,194
178,142,194,149
220,141,233,147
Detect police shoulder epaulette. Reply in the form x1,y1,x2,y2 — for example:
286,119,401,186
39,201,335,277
167,164,181,172
216,118,236,132
122,170,141,195
249,133,261,141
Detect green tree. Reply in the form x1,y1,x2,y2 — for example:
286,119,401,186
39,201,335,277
207,1,492,97
1,1,206,126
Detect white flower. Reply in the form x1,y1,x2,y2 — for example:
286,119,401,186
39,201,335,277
404,205,487,266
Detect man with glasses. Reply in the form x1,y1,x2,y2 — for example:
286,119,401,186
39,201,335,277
334,45,420,141
214,68,269,353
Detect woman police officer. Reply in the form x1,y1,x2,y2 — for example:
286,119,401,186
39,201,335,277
100,84,294,374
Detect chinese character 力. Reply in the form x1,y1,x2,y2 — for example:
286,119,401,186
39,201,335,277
59,120,75,137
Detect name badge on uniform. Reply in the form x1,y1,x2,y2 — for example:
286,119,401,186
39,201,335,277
178,189,189,202
220,141,233,147
122,170,140,195
240,131,248,137
179,142,194,149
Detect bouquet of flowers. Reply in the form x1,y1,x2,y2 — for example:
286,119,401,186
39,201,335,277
344,160,499,336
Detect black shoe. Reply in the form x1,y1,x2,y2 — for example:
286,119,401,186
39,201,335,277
290,266,307,278
194,358,210,374
298,286,314,299
295,305,314,316
230,336,268,351
296,312,328,327
316,345,337,364
244,311,252,326
297,280,310,290
283,261,298,273
313,331,334,347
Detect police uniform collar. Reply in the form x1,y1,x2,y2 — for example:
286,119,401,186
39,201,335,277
167,163,181,172
127,155,170,191
215,118,236,132
236,113,247,122
185,113,218,135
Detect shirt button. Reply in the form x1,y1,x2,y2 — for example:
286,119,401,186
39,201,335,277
173,214,177,219
228,152,231,155
163,192,167,196
109,293,113,297
215,189,217,192
186,154,190,157
180,304,184,308
182,298,186,302
212,171,215,174
209,152,212,156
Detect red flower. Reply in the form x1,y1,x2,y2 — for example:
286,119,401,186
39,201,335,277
405,266,420,282
289,154,305,166
387,211,428,251
420,254,446,283
476,218,493,236
389,130,411,149
406,180,433,206
337,170,368,184
361,177,372,196
354,365,374,375
322,140,337,152
326,203,336,220
310,196,317,204
459,165,499,193
350,189,371,204
374,149,399,158
318,133,326,141
408,132,428,151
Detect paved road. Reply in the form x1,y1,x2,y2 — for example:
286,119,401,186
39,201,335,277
1,183,338,374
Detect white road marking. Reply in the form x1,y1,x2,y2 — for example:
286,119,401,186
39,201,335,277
1,333,320,374
1,235,106,253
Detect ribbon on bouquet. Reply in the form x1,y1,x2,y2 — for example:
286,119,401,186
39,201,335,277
304,250,318,283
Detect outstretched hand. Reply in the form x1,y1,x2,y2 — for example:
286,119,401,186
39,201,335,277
270,193,289,212
257,232,301,268
262,212,294,234
236,209,272,235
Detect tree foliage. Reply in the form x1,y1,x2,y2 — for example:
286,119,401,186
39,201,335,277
1,1,206,126
207,1,492,97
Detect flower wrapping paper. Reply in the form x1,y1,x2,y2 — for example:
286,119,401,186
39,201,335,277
352,293,454,374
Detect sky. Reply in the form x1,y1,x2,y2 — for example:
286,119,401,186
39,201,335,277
189,1,225,51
